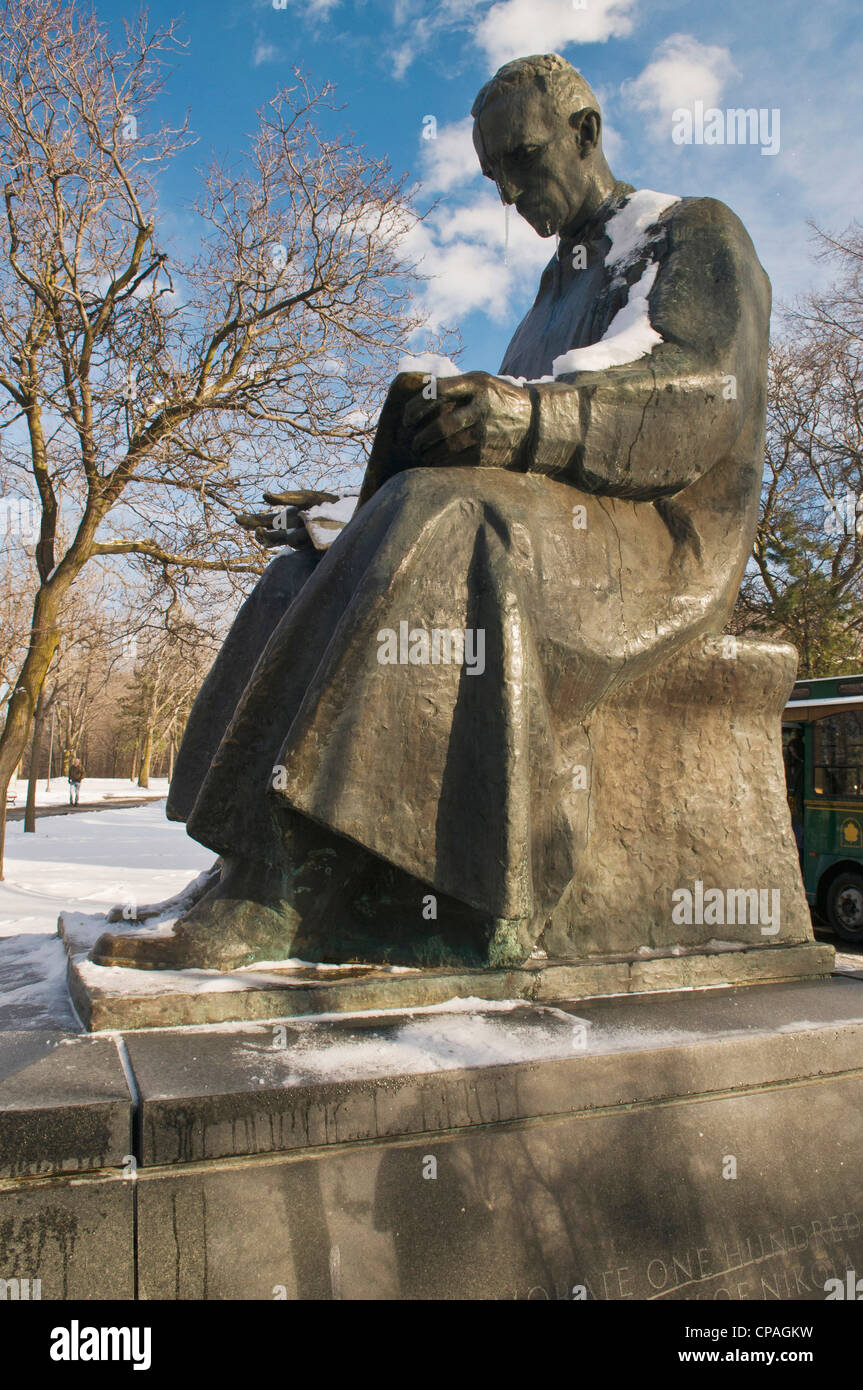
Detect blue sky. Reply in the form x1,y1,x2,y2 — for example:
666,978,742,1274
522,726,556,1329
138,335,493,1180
99,0,863,372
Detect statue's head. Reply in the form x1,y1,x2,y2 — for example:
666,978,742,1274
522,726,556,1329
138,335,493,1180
472,53,614,239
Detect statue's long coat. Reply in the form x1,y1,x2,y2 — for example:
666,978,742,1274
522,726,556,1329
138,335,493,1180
169,186,771,936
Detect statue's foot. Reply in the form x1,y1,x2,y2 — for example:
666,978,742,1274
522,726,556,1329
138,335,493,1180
90,856,303,971
104,860,222,924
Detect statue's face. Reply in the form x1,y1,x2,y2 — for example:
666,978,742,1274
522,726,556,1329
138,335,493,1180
473,84,598,238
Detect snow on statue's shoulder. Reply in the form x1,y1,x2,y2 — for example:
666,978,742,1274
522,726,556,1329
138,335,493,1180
552,190,680,377
604,188,681,269
552,261,663,376
497,188,681,386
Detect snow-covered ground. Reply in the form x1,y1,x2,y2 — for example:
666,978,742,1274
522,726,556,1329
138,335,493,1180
6,775,169,809
0,798,210,939
0,799,211,1029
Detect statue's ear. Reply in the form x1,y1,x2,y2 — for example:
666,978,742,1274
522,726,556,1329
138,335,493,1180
570,107,601,155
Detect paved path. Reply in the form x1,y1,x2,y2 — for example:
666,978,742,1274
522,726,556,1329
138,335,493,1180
6,796,164,822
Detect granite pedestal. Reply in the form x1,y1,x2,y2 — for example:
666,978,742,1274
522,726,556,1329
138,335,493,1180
59,907,833,1032
3,975,863,1300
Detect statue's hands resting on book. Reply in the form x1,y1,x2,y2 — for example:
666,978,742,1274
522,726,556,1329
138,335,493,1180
401,372,532,471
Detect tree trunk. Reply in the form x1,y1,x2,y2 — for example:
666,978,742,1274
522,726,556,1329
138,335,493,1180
138,724,153,789
0,587,62,878
23,687,47,833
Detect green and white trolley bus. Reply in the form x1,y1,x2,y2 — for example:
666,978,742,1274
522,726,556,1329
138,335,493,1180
783,673,863,942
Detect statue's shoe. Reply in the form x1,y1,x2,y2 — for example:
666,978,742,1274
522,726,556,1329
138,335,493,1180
104,860,221,924
88,931,193,971
89,895,301,971
89,847,358,972
90,904,535,972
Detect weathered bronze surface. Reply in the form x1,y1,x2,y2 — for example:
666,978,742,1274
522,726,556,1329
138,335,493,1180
90,54,817,976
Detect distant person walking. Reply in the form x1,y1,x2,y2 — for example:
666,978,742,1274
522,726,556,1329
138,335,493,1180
68,757,84,806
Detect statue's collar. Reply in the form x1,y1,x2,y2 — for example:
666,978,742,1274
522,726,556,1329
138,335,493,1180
557,181,636,257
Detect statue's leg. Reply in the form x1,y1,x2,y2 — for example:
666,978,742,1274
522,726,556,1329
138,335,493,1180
91,547,333,970
167,546,322,824
95,548,322,950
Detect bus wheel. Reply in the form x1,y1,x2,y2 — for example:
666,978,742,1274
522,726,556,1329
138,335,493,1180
825,872,863,943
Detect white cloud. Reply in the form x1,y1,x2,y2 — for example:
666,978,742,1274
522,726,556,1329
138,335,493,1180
391,42,415,81
474,0,637,71
265,0,340,29
388,0,485,79
403,190,550,339
253,40,280,66
622,34,740,133
419,118,480,194
599,118,625,168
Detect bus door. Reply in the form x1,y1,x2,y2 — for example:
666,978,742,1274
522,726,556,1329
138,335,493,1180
807,708,863,940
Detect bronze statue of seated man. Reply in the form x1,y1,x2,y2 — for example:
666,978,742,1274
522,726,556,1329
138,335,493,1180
92,52,801,975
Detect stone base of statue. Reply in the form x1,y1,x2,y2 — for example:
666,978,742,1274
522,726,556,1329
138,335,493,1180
60,905,831,1030
4,974,863,1299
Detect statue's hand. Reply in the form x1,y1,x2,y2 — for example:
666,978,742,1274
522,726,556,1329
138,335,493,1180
401,372,532,470
234,488,339,549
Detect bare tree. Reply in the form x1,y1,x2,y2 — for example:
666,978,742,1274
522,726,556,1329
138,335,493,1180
114,571,221,788
733,224,863,675
18,561,135,820
120,628,214,788
0,536,32,719
0,0,425,873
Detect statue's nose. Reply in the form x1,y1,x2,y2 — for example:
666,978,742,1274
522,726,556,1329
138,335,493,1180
495,173,521,205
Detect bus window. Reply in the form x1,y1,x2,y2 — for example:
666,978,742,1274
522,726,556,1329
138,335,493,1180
813,710,863,799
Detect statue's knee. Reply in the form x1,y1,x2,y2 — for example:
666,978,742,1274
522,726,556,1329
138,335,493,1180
252,546,320,607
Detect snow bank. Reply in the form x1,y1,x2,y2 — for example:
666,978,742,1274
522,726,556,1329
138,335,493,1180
0,801,211,941
0,800,212,1029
